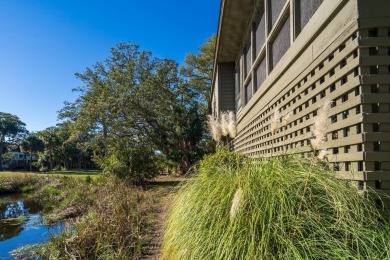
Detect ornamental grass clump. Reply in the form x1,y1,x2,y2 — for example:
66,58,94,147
207,111,237,143
162,149,390,259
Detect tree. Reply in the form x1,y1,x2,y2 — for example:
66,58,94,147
21,134,44,172
180,34,216,109
59,37,217,177
0,112,26,171
37,127,61,171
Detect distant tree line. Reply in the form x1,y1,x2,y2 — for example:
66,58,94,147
0,112,96,172
0,36,216,182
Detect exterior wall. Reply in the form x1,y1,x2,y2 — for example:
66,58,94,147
218,62,236,112
357,0,390,201
212,0,390,204
212,62,236,117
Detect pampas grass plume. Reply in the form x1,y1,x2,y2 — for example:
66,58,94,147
227,111,237,138
271,108,281,134
311,100,332,150
282,111,293,127
220,112,229,136
207,115,222,142
318,149,330,160
230,187,243,219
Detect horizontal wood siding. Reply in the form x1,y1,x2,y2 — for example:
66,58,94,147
218,62,236,112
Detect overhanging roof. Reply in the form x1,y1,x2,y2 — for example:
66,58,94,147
210,0,255,112
216,0,255,63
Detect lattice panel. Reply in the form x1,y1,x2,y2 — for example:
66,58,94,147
359,26,390,205
235,29,363,179
235,21,390,203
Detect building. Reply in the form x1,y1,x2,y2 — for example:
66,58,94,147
1,149,37,170
211,0,390,201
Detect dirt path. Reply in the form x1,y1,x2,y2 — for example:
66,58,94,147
141,175,185,260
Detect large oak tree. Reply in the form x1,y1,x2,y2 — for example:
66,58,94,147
60,37,215,177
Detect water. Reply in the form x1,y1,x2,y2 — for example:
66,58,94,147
0,195,64,259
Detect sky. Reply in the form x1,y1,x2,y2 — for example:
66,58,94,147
0,0,220,132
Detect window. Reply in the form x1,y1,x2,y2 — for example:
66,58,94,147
244,44,252,77
246,81,253,103
296,0,324,35
255,5,266,55
271,17,291,70
256,58,267,90
235,66,241,110
269,0,287,30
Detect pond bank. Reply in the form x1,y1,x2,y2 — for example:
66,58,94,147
0,173,184,259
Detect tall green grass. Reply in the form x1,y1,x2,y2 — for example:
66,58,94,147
162,149,390,259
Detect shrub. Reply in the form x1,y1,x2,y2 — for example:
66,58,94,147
85,175,92,183
162,149,390,259
102,143,160,184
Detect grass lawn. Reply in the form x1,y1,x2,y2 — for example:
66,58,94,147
0,170,101,179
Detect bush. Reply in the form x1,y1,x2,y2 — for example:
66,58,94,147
102,143,160,184
162,149,390,259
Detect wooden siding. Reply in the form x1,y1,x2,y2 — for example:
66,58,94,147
218,62,236,112
213,0,390,205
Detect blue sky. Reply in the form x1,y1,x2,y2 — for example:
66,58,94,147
0,0,219,131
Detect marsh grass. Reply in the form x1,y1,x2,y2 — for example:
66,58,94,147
0,175,46,194
36,179,154,259
162,149,390,259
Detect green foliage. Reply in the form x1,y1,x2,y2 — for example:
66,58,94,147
37,179,154,259
59,38,216,176
101,142,160,183
85,175,92,183
180,34,215,109
21,134,44,170
35,123,95,172
163,149,390,259
20,183,37,193
52,165,62,171
0,175,39,194
0,112,27,171
1,152,14,165
40,184,61,200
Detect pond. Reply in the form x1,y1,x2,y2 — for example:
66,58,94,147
0,194,64,259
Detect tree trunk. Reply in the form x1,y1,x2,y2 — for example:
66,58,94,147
0,148,3,172
177,151,191,175
29,154,33,172
78,154,81,170
102,120,108,157
49,155,53,171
